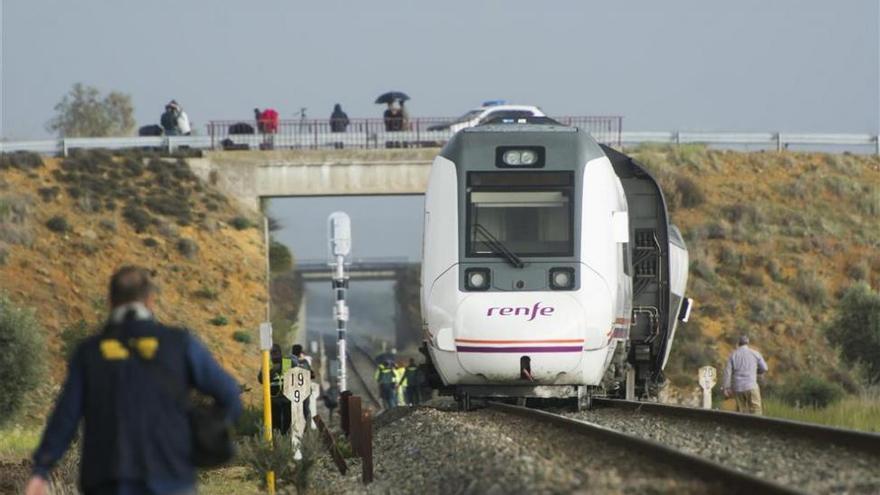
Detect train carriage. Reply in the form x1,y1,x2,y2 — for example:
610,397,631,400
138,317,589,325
420,121,690,409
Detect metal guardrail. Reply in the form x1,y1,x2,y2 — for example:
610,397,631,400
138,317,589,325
206,116,623,150
2,130,879,156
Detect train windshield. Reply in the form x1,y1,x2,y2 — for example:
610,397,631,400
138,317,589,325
467,173,573,257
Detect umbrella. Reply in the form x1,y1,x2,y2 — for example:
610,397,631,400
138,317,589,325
374,91,410,104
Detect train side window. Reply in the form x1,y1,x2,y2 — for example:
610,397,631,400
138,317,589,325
622,243,631,276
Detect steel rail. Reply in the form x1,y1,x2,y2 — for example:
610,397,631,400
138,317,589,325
487,402,803,495
345,340,383,409
594,398,880,455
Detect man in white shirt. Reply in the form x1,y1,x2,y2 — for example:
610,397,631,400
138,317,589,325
722,335,769,414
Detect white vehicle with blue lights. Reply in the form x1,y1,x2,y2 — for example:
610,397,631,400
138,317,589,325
419,119,691,409
428,101,546,134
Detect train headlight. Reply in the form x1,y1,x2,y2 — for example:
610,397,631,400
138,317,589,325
502,150,522,166
496,146,544,168
549,268,575,290
465,268,491,291
520,150,537,165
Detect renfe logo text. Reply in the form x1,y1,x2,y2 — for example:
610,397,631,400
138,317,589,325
486,302,555,321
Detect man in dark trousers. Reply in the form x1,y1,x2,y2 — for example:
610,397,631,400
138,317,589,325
26,266,242,495
374,359,397,410
403,358,421,406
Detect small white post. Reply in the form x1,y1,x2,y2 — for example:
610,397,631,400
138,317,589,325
625,366,636,401
698,366,717,409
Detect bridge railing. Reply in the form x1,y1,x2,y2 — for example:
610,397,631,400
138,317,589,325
4,128,880,156
205,116,623,150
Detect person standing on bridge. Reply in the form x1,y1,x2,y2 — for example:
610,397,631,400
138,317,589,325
160,102,180,135
25,266,242,495
330,104,350,133
722,335,768,415
374,360,397,410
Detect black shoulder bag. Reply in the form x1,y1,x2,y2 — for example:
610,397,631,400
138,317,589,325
112,324,236,468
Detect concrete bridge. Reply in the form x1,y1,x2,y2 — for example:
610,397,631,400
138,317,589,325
187,148,437,211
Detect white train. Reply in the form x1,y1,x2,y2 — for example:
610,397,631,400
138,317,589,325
420,121,691,409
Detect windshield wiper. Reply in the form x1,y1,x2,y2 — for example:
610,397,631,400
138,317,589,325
473,223,525,268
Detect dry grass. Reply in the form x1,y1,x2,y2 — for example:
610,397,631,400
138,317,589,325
763,395,880,432
0,424,41,461
630,145,880,388
0,155,270,421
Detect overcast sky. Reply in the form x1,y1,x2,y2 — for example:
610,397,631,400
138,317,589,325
1,0,878,140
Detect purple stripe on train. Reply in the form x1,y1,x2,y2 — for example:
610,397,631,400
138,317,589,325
456,346,583,353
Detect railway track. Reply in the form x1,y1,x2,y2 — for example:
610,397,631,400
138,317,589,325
488,402,800,495
566,398,880,493
344,340,382,410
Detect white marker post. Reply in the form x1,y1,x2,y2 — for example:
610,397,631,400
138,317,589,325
284,366,312,458
328,212,352,393
698,366,717,409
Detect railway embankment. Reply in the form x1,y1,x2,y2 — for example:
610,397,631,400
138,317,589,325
0,150,270,416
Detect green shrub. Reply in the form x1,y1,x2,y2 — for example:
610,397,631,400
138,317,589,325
793,269,828,306
194,286,219,300
234,405,263,437
144,193,191,224
233,330,252,344
0,294,45,424
143,237,160,248
210,315,228,326
177,238,198,259
776,375,846,409
846,261,869,282
36,186,60,203
269,240,293,273
98,219,117,232
238,430,321,493
765,259,785,283
46,215,70,233
0,151,43,170
674,174,705,208
826,283,880,383
721,203,761,226
60,319,93,359
690,259,716,282
229,216,252,230
741,270,764,287
123,205,152,232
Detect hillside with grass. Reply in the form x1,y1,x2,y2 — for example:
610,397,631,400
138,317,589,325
631,145,880,402
0,150,270,422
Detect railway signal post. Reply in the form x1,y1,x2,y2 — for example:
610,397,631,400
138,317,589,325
328,212,352,393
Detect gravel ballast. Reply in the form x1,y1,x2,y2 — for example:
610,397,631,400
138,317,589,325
568,407,880,494
311,404,729,494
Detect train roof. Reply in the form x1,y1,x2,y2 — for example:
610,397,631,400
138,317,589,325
440,123,605,168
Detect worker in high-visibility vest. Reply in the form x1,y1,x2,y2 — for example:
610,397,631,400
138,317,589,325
403,358,421,406
374,361,397,410
257,344,292,434
393,361,407,406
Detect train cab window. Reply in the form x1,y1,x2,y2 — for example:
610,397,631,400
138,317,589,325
467,172,574,257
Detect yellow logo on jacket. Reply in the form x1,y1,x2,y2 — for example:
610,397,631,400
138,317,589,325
99,337,159,360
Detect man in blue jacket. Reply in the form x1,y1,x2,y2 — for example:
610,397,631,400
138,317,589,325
26,266,242,495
